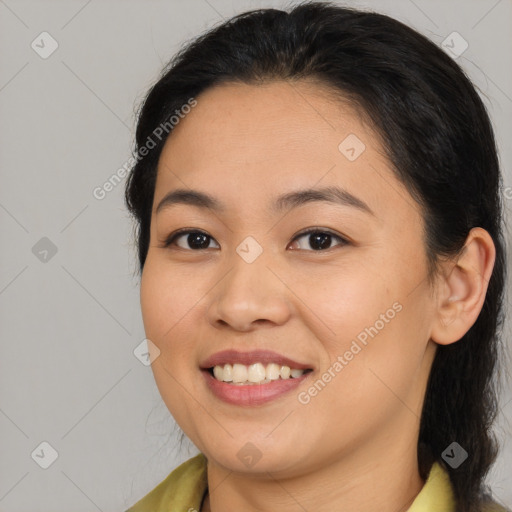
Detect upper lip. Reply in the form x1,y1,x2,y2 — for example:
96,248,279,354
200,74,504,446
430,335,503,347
200,349,313,370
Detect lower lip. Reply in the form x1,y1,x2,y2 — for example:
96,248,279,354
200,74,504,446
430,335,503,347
201,369,312,406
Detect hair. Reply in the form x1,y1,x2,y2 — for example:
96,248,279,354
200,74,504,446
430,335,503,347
124,2,509,511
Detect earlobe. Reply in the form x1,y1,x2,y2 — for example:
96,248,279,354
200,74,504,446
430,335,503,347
430,227,496,346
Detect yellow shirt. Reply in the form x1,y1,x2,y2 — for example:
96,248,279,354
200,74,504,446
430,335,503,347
125,453,507,512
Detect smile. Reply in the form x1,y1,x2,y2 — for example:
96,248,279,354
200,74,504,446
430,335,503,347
210,362,311,385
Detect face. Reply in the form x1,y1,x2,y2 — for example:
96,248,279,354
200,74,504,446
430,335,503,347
140,80,439,477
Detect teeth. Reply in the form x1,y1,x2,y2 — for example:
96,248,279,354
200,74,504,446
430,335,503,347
211,362,307,384
266,363,280,380
213,365,223,381
280,365,291,379
232,363,248,383
248,363,266,383
223,363,233,382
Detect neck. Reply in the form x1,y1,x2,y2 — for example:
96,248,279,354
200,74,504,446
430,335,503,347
203,422,425,512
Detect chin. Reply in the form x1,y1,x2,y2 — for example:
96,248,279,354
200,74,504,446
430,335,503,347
201,438,307,476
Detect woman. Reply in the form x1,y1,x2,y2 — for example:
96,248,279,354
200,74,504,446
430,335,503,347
123,2,509,511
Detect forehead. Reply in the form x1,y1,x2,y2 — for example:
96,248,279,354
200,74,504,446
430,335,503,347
157,80,374,179
165,79,368,150
153,80,419,226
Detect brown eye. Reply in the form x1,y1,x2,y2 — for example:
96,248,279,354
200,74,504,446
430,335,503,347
288,228,349,251
163,230,220,250
162,227,349,252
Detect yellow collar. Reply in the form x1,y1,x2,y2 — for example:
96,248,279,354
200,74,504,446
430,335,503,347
126,453,458,511
408,460,456,511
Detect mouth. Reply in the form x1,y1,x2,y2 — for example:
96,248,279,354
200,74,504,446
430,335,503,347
205,363,314,385
200,349,314,384
201,362,314,406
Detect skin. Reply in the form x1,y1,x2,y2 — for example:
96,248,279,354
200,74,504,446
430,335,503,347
139,79,496,512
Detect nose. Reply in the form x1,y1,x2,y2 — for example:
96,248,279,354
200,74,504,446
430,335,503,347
206,249,292,332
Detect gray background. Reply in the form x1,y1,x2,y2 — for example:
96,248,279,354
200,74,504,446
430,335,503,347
0,0,511,510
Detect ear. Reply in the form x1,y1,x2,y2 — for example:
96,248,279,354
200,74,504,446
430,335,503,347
430,227,496,345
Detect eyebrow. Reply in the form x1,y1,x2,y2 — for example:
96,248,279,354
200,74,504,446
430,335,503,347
155,186,375,217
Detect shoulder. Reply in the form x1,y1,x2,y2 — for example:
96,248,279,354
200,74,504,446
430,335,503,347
125,452,208,512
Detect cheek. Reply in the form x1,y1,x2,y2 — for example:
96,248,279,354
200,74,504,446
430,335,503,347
140,258,206,362
296,254,429,393
306,304,428,438
286,258,396,347
325,295,431,426
140,260,206,428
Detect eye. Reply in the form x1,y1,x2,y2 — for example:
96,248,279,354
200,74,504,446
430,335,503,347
162,229,220,250
288,228,349,251
161,227,349,252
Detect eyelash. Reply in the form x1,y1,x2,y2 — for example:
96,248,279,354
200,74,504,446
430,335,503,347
161,227,349,252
